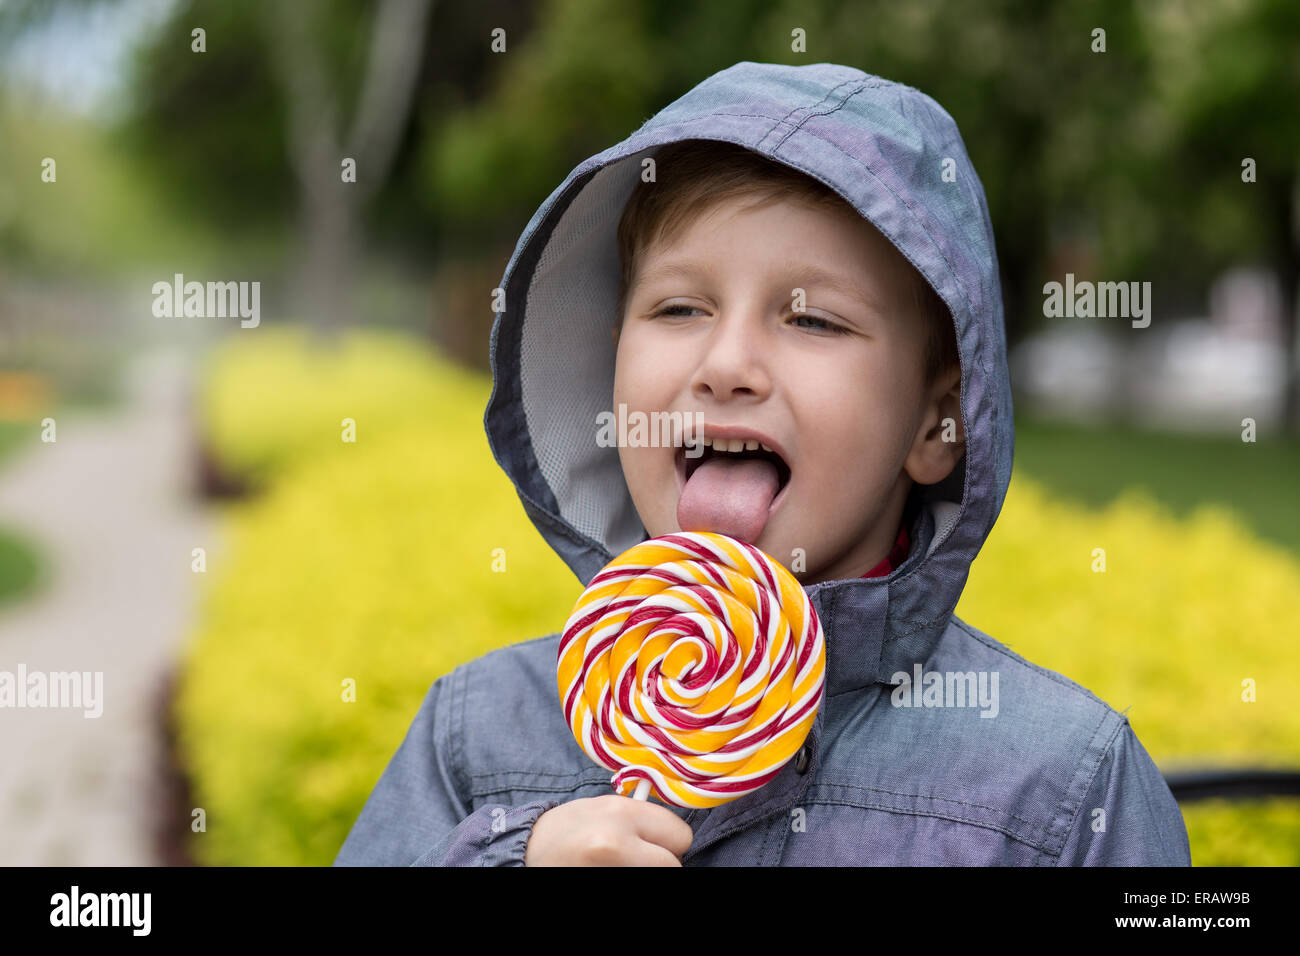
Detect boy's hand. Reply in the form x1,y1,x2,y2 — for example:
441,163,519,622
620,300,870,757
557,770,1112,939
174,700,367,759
524,794,694,866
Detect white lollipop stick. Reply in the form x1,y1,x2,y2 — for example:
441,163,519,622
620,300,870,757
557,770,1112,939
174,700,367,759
632,779,652,801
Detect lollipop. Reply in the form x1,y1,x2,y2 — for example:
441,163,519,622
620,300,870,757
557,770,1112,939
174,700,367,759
558,531,825,808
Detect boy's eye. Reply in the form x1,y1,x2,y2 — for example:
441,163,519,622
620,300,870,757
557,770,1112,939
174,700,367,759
652,304,703,317
789,312,848,334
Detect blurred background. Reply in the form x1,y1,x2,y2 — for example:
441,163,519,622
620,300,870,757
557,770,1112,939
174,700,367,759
0,0,1297,866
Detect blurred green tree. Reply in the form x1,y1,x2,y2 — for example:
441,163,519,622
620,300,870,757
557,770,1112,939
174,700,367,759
116,0,436,329
415,0,1159,358
9,0,1291,417
1142,0,1300,432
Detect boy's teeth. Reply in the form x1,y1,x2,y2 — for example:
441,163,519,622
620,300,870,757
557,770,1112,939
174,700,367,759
698,436,773,453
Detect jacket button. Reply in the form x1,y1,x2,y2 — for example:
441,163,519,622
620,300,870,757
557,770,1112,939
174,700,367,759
794,745,809,774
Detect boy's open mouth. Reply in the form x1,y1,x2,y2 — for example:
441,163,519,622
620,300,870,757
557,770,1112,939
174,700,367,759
674,434,792,543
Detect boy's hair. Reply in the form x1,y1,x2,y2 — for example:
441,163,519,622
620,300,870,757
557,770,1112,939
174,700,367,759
615,139,960,387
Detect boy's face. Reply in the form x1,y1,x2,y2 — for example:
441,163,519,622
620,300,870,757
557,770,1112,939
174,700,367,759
612,193,962,584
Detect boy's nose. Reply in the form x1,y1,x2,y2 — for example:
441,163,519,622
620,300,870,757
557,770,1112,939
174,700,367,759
688,310,772,404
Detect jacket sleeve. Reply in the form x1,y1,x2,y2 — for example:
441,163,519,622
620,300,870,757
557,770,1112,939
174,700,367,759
1056,719,1192,866
333,674,563,867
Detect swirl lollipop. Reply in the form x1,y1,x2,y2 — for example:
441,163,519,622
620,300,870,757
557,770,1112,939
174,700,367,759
558,531,825,808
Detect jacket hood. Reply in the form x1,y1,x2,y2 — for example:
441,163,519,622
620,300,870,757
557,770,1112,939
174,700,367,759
485,61,1013,694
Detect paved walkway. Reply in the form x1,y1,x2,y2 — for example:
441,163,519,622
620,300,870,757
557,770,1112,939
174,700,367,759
0,346,219,865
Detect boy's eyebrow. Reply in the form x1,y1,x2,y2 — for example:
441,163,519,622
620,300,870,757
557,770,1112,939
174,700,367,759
634,259,881,313
632,259,714,288
787,264,882,313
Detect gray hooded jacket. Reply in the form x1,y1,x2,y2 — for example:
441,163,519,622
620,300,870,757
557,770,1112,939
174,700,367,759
335,61,1191,866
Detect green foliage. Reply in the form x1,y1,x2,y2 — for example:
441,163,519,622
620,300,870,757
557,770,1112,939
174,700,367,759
0,422,36,466
421,0,657,237
1014,415,1300,556
12,0,1296,341
117,0,294,232
0,89,223,276
1140,0,1300,272
417,0,1167,329
0,524,44,607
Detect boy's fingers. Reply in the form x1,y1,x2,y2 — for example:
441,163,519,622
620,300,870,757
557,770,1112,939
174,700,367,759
637,843,684,867
628,803,694,858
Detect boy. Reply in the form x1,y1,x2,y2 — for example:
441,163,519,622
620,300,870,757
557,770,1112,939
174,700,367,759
335,61,1191,866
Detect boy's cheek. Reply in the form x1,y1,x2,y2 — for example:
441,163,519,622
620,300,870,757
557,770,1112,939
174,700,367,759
619,446,668,522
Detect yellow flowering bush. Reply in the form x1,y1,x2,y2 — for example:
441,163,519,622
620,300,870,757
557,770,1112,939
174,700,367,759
957,476,1300,865
198,325,487,488
179,331,581,865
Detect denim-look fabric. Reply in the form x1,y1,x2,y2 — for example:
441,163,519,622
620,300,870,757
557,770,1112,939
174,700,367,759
335,62,1191,866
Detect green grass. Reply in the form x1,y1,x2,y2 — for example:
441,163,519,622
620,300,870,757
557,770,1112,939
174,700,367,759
0,424,44,606
1013,414,1300,556
0,421,36,467
0,525,43,607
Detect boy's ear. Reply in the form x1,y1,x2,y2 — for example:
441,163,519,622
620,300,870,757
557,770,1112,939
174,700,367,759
902,364,964,486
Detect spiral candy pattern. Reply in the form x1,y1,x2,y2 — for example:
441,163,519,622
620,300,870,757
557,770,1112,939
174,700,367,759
558,532,825,809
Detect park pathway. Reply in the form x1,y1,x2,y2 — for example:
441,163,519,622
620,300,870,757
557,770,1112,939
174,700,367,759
0,345,219,865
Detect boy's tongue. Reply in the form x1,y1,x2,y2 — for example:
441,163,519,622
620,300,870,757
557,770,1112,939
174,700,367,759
676,455,779,543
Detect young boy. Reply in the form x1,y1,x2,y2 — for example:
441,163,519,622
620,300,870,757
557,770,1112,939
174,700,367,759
335,61,1191,866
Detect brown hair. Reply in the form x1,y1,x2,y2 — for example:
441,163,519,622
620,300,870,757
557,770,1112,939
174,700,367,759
614,139,960,386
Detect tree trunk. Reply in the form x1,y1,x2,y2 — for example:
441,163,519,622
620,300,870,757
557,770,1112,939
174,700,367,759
262,0,435,333
295,183,359,334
